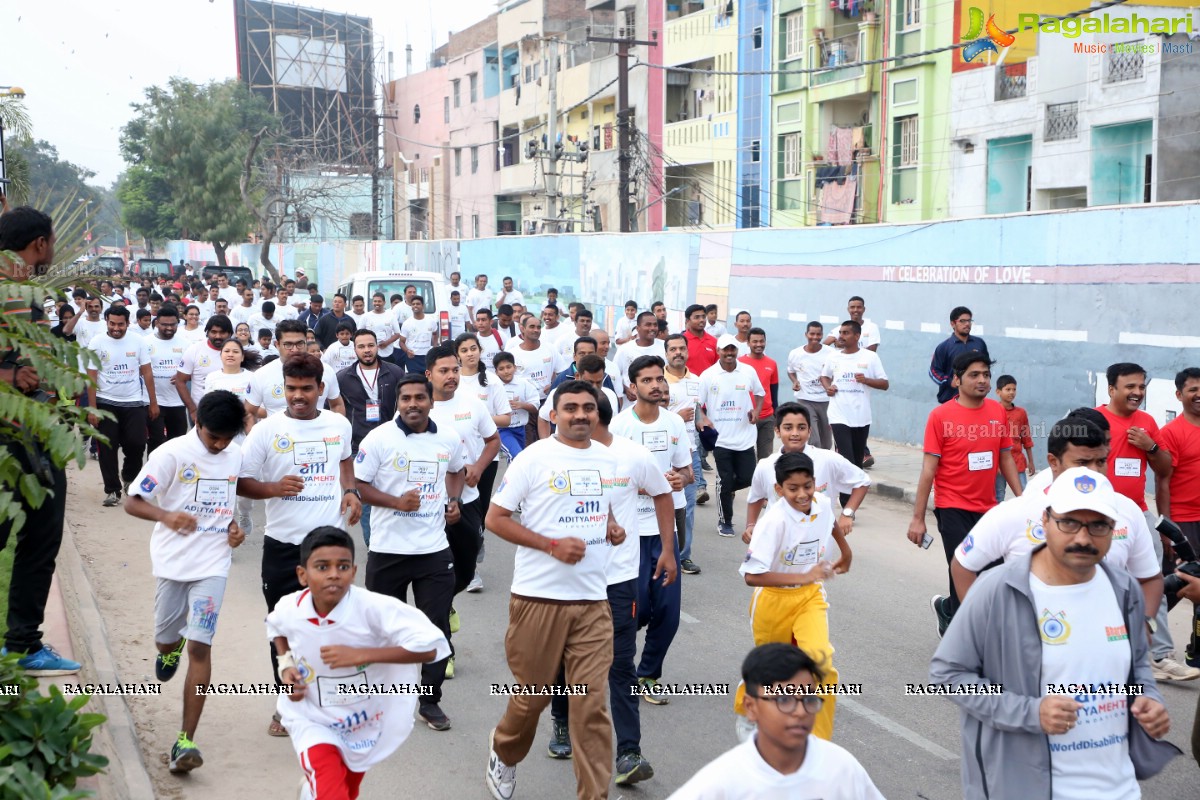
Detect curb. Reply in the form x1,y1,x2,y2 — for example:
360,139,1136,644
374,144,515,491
58,516,158,800
869,478,918,507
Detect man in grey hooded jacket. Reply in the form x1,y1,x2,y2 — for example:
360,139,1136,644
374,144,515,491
930,468,1180,799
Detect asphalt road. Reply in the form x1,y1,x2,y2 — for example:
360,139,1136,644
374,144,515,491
67,457,1199,799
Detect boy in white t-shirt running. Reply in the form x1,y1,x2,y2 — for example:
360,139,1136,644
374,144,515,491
492,351,539,461
669,643,884,800
124,390,247,774
271,527,450,800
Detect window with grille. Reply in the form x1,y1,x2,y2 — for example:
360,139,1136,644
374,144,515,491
349,213,371,238
472,215,480,238
898,115,919,167
469,73,478,103
296,213,311,234
782,133,802,178
784,13,804,59
455,216,463,239
471,146,479,174
443,97,449,123
453,79,461,108
454,148,462,176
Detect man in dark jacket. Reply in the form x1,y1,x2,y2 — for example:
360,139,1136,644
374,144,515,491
929,306,989,404
337,328,405,547
930,467,1179,799
313,292,357,350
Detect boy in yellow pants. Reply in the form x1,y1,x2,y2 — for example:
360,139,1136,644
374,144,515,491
734,451,851,742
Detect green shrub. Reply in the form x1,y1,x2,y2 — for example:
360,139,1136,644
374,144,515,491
0,653,108,798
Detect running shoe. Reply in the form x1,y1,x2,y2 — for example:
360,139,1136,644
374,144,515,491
680,559,701,575
614,751,654,785
1152,656,1200,682
717,523,735,538
445,656,455,680
156,638,187,682
696,489,709,505
419,702,452,731
547,718,572,759
449,607,461,634
638,677,670,705
930,595,952,639
467,572,484,593
7,644,81,676
486,728,517,800
102,490,122,507
168,733,203,773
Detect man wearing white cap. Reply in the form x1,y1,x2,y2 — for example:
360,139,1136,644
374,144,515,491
698,334,765,538
930,467,1179,799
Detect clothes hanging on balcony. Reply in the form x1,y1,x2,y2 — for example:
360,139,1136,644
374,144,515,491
831,0,862,17
819,177,858,225
815,164,844,187
852,126,866,151
828,126,855,166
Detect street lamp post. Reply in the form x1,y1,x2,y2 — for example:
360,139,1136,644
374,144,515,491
78,198,93,255
0,86,27,190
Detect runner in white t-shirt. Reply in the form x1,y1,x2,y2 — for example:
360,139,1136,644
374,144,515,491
446,292,470,338
492,351,539,462
363,294,402,364
245,321,344,419
786,322,834,450
175,315,233,419
425,344,500,601
398,297,440,373
472,308,506,362
354,374,466,731
672,643,884,800
145,304,190,453
321,324,359,371
819,321,888,470
236,354,361,737
484,381,630,800
465,274,493,319
125,391,246,775
505,316,563,400
610,355,691,704
271,528,449,798
615,313,665,397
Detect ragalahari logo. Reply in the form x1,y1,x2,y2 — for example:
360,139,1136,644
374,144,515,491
961,7,1016,62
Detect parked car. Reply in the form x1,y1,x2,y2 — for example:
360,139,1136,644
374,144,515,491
337,270,453,339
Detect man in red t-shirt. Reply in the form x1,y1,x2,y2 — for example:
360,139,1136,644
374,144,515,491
1098,363,1171,515
1159,367,1200,555
682,303,718,377
909,352,1021,637
739,327,780,462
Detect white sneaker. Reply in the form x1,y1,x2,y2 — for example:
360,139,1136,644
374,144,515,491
467,572,483,593
1152,656,1200,681
734,714,756,743
486,728,517,800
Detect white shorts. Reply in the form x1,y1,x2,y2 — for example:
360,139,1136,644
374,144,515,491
154,576,227,646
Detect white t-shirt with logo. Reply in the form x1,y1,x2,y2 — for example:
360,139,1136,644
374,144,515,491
466,287,494,313
669,734,885,800
821,349,887,428
740,492,836,583
400,316,439,356
145,335,188,408
354,421,466,555
614,315,637,342
363,311,399,358
539,386,621,428
391,303,413,328
446,304,470,338
600,435,671,583
231,304,257,326
954,486,1159,579
748,449,870,509
428,393,498,505
499,376,540,428
322,341,358,371
858,320,882,350
238,410,353,545
666,371,703,437
128,429,241,582
505,341,563,398
476,329,505,362
611,407,691,522
1031,570,1138,800
267,586,450,772
180,341,224,407
615,341,666,389
248,358,342,414
89,333,150,403
497,289,524,309
203,369,253,400
787,345,832,404
491,437,618,601
73,316,107,349
699,363,765,452
465,377,513,462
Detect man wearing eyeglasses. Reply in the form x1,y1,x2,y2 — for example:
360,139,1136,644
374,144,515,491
244,320,345,421
931,468,1179,800
670,643,884,799
929,305,990,404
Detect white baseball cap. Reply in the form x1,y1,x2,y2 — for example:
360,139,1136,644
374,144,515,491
716,333,740,351
1045,467,1119,521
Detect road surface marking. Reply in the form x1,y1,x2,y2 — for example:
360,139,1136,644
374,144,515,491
839,696,958,761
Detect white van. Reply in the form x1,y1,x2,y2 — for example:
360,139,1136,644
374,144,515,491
337,270,454,340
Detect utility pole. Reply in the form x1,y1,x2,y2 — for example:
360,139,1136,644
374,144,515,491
546,38,559,231
587,26,657,232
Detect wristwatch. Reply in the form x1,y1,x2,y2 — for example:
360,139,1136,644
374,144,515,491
343,488,361,500
841,508,856,520
1147,443,1160,455
447,496,462,505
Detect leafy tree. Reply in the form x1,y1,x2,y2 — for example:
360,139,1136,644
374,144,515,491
0,99,32,203
4,138,98,218
121,78,275,266
116,165,175,250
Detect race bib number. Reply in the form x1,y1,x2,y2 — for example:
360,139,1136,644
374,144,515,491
642,431,668,452
1114,457,1142,478
568,470,603,496
293,441,328,465
686,382,699,397
317,672,367,707
195,479,229,505
408,460,439,485
967,451,994,471
782,540,820,567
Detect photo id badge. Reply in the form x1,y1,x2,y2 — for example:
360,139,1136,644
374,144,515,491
365,402,381,422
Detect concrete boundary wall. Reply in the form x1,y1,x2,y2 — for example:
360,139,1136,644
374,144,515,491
169,201,1200,447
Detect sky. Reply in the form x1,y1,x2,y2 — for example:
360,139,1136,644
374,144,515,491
4,0,499,186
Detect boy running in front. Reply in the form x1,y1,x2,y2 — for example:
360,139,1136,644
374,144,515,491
734,452,850,743
124,390,247,774
270,526,450,800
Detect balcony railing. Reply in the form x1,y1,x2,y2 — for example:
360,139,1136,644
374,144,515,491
812,32,865,86
1104,45,1144,83
995,64,1026,100
1045,102,1079,142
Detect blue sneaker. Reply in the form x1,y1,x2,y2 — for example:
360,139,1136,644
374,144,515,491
8,644,81,676
156,638,187,682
